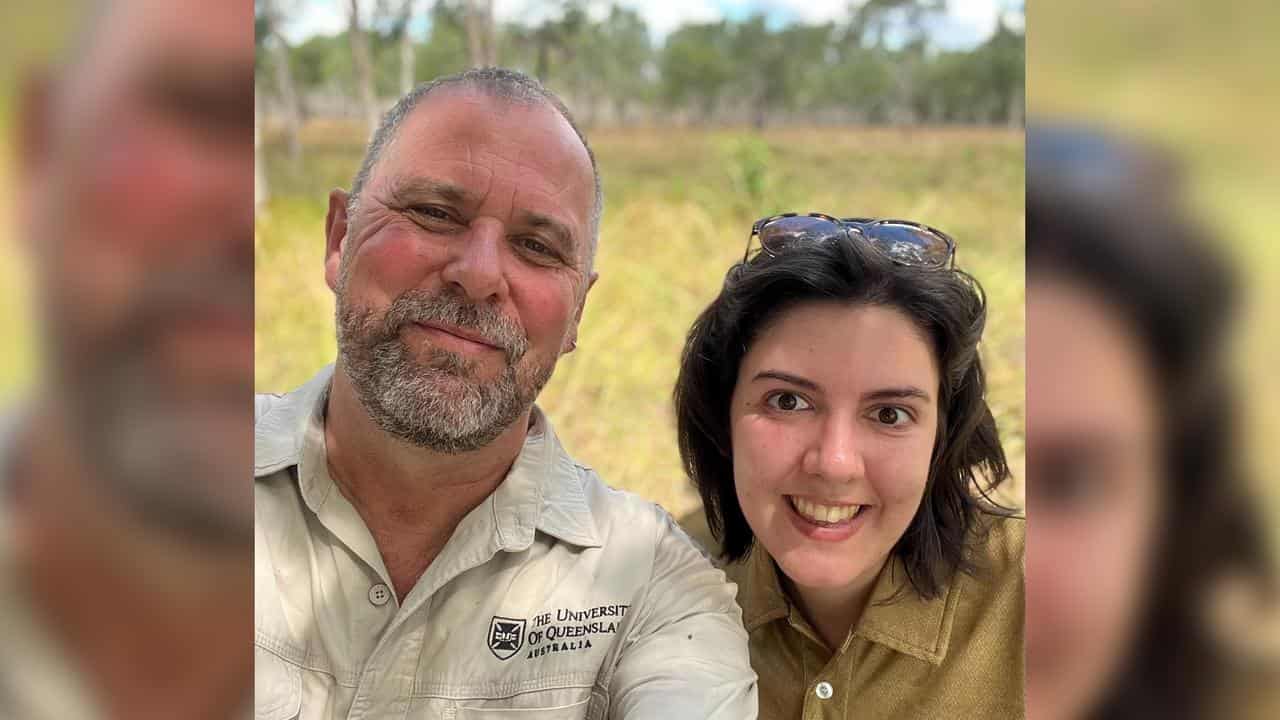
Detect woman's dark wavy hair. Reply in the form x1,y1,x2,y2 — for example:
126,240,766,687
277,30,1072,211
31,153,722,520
1028,122,1274,720
673,229,1015,600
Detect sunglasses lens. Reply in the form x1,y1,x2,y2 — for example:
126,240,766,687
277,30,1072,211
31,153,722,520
862,223,952,266
758,216,842,254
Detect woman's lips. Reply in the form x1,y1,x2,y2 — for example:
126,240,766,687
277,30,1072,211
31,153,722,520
785,495,870,541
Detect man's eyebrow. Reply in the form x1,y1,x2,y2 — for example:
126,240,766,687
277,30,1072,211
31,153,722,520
752,370,820,391
864,387,932,403
387,178,474,205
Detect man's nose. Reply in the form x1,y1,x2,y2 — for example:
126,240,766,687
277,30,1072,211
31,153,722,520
440,218,509,303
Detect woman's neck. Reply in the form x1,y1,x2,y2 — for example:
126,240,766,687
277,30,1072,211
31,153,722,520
783,559,887,652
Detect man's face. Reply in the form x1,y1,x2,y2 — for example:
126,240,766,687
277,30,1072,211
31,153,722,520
328,89,597,452
19,0,255,542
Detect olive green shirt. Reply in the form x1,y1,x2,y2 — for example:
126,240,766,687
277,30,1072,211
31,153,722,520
726,516,1025,720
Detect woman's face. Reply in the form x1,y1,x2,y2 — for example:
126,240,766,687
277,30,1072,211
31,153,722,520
1025,277,1163,720
729,301,940,594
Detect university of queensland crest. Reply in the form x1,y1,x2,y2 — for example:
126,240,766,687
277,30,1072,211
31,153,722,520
488,616,526,660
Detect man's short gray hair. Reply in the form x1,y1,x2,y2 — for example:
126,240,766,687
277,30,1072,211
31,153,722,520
348,67,603,270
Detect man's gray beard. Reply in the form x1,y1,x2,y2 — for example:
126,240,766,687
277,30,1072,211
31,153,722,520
336,288,554,454
79,370,252,547
61,265,254,549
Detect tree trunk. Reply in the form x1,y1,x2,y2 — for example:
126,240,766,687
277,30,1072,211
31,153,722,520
464,0,496,67
269,31,302,162
1007,84,1024,127
348,0,380,138
255,86,268,214
399,0,415,94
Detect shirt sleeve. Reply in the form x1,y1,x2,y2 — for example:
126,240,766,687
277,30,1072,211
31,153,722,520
608,507,758,719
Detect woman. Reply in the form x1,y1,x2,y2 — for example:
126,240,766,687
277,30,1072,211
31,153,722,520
674,213,1024,718
1025,123,1279,720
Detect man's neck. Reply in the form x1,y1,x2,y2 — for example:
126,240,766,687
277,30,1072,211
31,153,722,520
11,407,252,720
324,369,532,600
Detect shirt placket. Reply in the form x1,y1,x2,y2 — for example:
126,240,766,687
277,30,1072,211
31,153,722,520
786,611,846,720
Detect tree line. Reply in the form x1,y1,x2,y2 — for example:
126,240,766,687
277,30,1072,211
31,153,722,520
255,0,1024,138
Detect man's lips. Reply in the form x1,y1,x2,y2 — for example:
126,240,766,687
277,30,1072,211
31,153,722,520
409,321,503,354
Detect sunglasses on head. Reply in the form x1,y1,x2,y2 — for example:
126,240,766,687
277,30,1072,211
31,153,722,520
745,213,957,269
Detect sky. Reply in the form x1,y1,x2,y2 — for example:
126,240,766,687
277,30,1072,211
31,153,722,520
278,0,1024,51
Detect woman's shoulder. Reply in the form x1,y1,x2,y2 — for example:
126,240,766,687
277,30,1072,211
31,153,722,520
973,511,1026,570
954,511,1025,616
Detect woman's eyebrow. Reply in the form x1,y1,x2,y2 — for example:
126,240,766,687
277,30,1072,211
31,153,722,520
752,370,820,391
863,387,932,403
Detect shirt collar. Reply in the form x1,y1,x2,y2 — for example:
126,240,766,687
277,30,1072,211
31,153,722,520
254,365,602,550
739,543,961,666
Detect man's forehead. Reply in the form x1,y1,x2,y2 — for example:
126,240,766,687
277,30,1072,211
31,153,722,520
390,90,593,183
374,90,595,220
85,0,253,77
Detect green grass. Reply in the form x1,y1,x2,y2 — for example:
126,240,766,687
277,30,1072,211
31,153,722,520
256,122,1025,518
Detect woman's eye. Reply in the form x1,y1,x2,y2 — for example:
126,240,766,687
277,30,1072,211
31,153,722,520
874,406,912,426
765,391,812,412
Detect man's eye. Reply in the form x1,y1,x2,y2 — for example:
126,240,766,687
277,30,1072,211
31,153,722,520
872,406,912,427
518,237,558,259
765,391,812,412
413,206,454,222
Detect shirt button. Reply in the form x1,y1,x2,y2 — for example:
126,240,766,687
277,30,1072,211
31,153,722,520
368,583,391,607
815,681,833,700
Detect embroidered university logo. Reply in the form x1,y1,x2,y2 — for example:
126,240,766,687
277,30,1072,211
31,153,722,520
488,616,526,660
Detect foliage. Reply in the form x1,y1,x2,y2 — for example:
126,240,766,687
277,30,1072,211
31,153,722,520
260,0,1025,127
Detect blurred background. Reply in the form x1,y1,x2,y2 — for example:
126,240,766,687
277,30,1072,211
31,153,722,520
1027,1,1280,719
252,0,1027,518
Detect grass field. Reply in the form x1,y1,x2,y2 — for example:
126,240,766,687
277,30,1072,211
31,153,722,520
255,122,1025,518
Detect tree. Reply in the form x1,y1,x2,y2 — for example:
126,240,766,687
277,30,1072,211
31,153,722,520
257,0,303,161
659,22,736,122
848,0,946,123
379,0,418,94
464,0,496,67
595,5,653,124
348,0,381,136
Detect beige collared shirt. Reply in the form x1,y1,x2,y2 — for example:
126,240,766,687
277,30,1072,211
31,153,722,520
254,366,757,719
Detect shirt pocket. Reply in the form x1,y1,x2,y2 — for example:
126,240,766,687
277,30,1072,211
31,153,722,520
255,647,302,720
455,698,590,719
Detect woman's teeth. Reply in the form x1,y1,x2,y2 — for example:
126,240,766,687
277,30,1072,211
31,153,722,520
790,496,864,524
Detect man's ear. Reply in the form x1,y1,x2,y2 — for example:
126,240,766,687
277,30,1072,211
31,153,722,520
324,189,352,293
562,271,598,355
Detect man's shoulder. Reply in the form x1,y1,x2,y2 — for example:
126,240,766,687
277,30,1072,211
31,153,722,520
564,465,712,560
254,366,334,476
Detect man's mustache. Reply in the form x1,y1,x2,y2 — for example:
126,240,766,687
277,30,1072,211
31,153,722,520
380,289,529,363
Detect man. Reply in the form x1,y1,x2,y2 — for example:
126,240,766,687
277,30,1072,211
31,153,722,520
254,67,756,718
1,1,254,719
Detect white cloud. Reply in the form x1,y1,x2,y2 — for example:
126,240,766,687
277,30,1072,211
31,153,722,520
279,0,348,45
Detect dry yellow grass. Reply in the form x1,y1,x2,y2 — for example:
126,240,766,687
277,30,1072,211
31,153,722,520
255,123,1025,518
